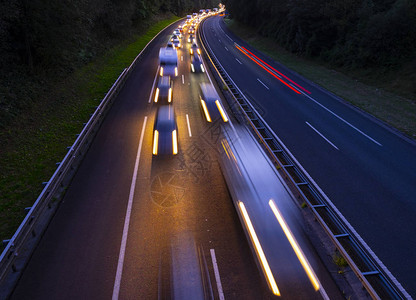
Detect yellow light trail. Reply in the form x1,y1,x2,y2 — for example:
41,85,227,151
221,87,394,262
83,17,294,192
172,130,178,155
215,100,228,122
200,99,211,122
152,130,159,155
239,202,280,296
269,199,320,291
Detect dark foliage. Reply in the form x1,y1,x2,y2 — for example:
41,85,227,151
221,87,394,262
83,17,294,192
0,0,217,128
224,0,416,68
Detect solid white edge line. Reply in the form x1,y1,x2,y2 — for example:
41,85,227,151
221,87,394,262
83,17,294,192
186,114,192,137
148,68,159,103
216,20,234,42
204,16,410,299
235,58,242,65
301,92,382,146
256,78,270,90
233,39,381,146
112,116,148,300
225,33,233,42
210,249,225,300
306,122,339,150
182,74,185,85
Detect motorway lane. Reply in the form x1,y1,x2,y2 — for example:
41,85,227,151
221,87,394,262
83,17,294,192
9,21,278,299
202,15,416,296
188,21,344,299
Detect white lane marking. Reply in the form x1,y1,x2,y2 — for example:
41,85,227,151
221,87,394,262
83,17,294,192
216,21,234,42
112,116,148,300
182,74,185,85
148,68,159,103
257,78,270,90
181,55,183,61
306,122,339,150
235,58,242,65
201,39,401,296
210,249,225,300
229,34,380,146
301,93,382,146
186,114,192,137
224,46,229,51
218,39,221,43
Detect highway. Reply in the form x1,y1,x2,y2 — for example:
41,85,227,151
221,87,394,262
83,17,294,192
9,18,344,299
201,15,416,297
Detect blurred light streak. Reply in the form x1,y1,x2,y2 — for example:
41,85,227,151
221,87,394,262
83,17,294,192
153,130,159,155
269,199,320,291
239,201,280,296
215,100,228,122
235,44,302,95
172,130,178,154
201,99,211,122
237,44,311,94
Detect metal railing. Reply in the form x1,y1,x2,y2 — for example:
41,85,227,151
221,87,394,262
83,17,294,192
0,19,181,299
197,17,411,300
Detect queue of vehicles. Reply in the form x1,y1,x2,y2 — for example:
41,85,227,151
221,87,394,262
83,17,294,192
153,8,226,156
151,7,329,300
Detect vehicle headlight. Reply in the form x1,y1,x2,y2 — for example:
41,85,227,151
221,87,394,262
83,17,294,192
191,63,195,73
201,99,211,122
215,100,228,122
200,64,205,72
172,130,178,155
154,88,160,103
160,67,163,76
168,88,172,103
153,130,159,155
174,67,178,77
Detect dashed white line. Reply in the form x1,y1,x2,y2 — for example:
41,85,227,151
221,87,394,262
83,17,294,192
218,39,221,43
235,58,242,65
306,121,339,150
182,74,185,85
112,116,148,300
302,93,382,146
210,249,225,300
257,78,270,90
186,114,192,137
224,46,229,51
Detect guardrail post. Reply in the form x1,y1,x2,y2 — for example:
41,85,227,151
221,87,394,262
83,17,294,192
197,15,411,300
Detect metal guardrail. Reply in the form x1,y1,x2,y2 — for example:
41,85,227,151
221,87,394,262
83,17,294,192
0,19,182,299
197,17,411,300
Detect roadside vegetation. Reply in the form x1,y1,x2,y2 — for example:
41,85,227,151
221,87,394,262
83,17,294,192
0,0,218,247
0,14,185,243
224,18,416,138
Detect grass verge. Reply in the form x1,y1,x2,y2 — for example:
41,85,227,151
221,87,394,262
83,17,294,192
0,15,180,243
224,19,416,139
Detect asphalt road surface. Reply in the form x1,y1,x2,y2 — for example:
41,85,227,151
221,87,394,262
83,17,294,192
8,18,347,300
201,15,416,297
